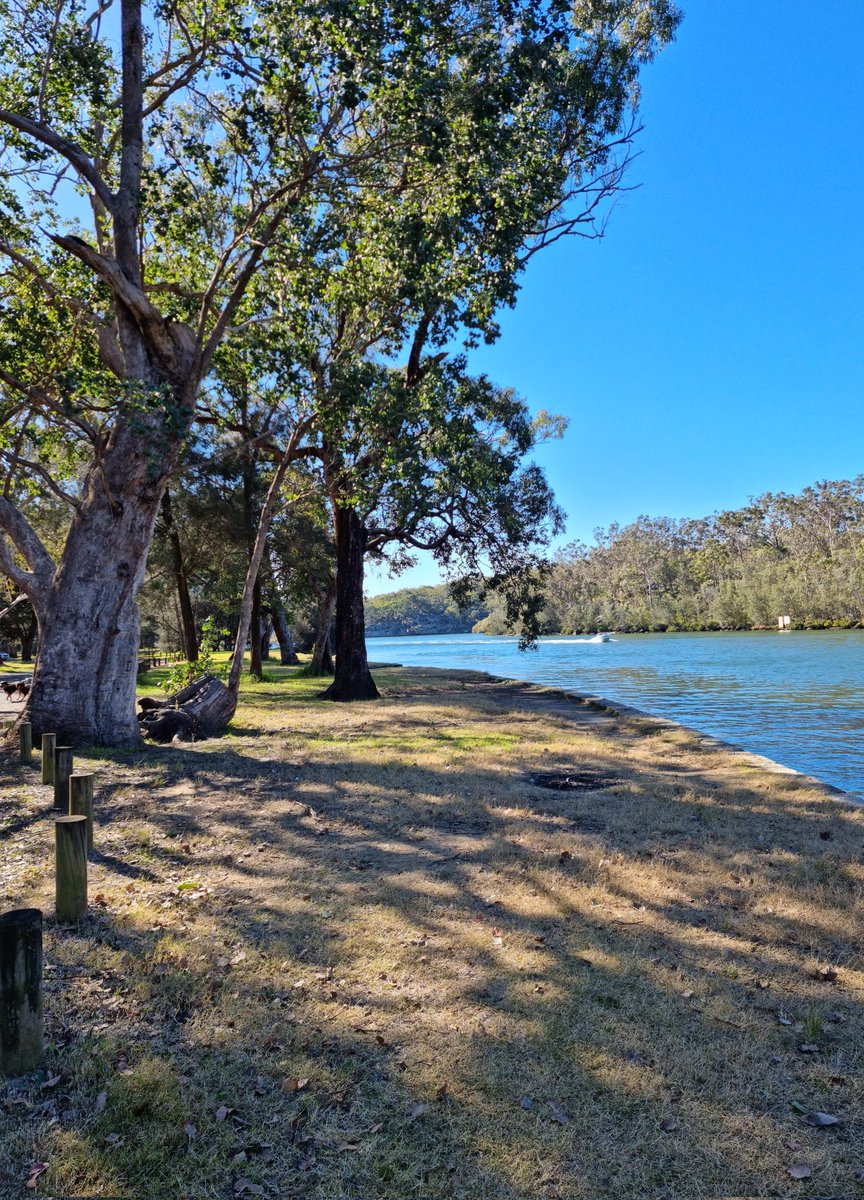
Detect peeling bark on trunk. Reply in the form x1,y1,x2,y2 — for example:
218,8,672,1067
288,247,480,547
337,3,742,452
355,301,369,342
271,605,299,665
323,507,378,701
24,407,190,745
161,490,198,661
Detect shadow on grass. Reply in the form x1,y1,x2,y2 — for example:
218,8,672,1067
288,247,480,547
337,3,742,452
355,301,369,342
2,677,863,1198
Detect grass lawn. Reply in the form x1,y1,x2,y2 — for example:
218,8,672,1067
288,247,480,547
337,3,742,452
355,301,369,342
1,664,863,1198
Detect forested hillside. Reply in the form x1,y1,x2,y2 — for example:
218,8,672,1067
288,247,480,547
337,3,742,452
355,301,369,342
476,478,864,634
366,585,489,636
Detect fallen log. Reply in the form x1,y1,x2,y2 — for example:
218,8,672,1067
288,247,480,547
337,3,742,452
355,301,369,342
138,673,237,743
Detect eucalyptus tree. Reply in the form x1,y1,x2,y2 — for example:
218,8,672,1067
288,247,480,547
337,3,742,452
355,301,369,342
271,0,678,698
209,0,680,701
1,0,590,743
315,364,565,699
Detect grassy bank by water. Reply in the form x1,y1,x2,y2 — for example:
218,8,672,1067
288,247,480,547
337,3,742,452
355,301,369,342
1,664,863,1198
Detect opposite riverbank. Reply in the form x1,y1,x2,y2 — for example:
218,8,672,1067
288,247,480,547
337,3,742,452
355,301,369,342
2,664,863,1198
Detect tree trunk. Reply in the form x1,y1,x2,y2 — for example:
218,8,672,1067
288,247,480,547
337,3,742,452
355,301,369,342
138,672,236,741
24,392,193,746
249,573,263,680
323,507,379,701
161,489,198,661
271,605,300,665
18,612,37,661
259,614,272,661
227,441,302,696
16,0,200,747
308,579,336,675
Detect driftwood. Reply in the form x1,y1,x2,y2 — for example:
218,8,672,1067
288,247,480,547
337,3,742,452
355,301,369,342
138,673,236,743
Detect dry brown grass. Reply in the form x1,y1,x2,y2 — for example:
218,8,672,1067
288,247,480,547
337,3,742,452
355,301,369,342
1,664,863,1199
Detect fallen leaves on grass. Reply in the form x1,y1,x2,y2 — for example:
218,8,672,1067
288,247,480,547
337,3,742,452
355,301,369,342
786,1164,813,1180
234,1179,265,1196
25,1163,47,1190
807,1111,840,1127
281,1077,309,1095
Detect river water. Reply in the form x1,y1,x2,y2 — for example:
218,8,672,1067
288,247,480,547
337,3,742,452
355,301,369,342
366,630,864,794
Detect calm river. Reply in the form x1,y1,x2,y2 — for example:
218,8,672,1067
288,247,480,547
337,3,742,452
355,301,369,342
366,630,864,794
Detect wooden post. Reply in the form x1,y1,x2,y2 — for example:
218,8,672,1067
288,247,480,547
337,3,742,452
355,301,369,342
55,816,88,923
41,733,56,785
69,774,94,852
18,722,32,765
0,908,43,1076
53,746,73,810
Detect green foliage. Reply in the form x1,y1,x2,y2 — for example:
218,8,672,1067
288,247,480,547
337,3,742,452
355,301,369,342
0,586,37,647
162,616,228,694
522,477,864,634
0,0,679,704
366,583,489,636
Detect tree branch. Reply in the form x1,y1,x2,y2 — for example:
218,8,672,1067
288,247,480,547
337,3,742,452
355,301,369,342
0,592,27,623
0,240,125,377
0,452,82,511
0,498,55,609
48,234,195,367
0,108,115,212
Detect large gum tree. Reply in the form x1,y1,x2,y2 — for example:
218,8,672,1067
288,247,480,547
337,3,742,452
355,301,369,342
0,0,579,742
200,0,681,703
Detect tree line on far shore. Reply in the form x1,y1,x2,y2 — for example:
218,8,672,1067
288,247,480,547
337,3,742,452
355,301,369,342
473,477,864,635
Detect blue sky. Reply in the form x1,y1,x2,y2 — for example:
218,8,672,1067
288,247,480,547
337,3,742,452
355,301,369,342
368,0,864,593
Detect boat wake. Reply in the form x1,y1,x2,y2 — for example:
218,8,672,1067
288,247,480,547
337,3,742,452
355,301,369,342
543,633,615,644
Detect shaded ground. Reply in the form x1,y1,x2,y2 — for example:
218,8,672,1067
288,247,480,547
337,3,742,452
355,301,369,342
1,665,862,1199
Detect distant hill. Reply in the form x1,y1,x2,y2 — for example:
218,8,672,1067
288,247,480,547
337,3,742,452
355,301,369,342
366,583,489,636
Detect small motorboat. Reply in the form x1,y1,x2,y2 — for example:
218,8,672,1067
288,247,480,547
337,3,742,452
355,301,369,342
587,632,612,643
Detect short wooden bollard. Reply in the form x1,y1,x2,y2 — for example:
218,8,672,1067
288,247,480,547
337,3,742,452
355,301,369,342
53,746,73,810
55,816,88,923
41,733,56,785
0,908,43,1076
69,773,94,852
19,722,32,765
